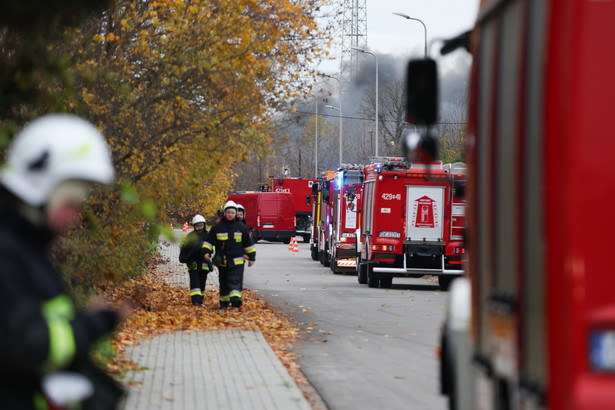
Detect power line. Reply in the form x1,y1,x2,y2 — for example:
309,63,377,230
290,109,467,125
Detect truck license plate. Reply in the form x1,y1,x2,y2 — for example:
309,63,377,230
263,224,274,228
590,330,615,371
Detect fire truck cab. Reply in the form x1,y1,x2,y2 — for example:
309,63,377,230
358,158,464,289
327,165,364,274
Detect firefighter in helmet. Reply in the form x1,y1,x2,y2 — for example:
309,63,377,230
236,203,246,224
179,214,211,306
0,114,130,408
203,200,255,309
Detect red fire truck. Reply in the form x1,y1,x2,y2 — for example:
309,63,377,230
327,165,364,273
317,171,336,267
357,158,465,289
404,0,615,408
268,177,317,242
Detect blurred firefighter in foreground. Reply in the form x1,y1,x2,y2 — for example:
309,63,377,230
0,114,131,409
203,201,255,309
179,214,211,306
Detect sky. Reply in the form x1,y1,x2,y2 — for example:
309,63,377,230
318,0,480,75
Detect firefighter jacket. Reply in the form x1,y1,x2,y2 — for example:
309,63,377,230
0,205,123,409
203,218,255,267
179,228,212,272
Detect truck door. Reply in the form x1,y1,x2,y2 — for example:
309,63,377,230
405,185,445,241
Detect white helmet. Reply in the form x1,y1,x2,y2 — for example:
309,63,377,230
236,204,245,214
1,114,115,206
191,214,206,225
223,200,238,213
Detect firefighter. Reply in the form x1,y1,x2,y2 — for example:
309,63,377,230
0,114,130,409
179,214,211,306
203,201,255,309
236,203,246,224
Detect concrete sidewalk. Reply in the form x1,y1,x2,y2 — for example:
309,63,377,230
121,330,310,410
119,232,313,410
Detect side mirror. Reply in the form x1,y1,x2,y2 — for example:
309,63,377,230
312,183,319,195
406,58,438,125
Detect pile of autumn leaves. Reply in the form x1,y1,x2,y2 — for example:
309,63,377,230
102,260,307,389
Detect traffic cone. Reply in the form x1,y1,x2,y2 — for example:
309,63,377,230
182,221,189,232
170,222,174,231
289,237,299,253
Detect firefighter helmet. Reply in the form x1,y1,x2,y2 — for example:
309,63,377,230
1,114,115,206
236,203,245,215
191,214,206,225
223,200,238,213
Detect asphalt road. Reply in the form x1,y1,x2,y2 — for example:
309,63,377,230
244,240,449,410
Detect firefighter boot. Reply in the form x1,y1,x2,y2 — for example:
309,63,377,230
191,294,202,306
219,296,230,310
230,296,242,308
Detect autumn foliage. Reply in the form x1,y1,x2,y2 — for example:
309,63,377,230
0,0,331,295
102,269,305,387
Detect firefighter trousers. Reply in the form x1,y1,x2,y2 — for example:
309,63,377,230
188,269,208,305
217,264,244,308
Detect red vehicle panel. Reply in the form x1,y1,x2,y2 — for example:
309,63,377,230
227,192,296,243
327,166,364,273
357,159,464,289
268,177,317,242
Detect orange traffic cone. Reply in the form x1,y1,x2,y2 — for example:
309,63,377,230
290,237,299,253
170,222,174,231
182,221,189,232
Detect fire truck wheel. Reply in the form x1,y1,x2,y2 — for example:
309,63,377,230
380,277,393,288
311,246,318,261
318,251,324,265
323,253,330,267
357,262,368,284
366,264,380,288
438,275,454,291
330,257,337,273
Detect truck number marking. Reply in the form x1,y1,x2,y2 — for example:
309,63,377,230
381,193,402,200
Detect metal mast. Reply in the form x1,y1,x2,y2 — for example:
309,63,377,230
341,0,367,82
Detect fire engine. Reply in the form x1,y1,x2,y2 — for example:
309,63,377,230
357,158,465,289
403,0,615,408
326,165,364,273
317,171,336,267
308,178,322,260
268,177,317,242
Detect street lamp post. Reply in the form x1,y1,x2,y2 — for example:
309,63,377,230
392,12,428,58
351,47,379,157
324,74,343,167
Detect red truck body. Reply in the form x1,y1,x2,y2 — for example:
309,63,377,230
268,177,317,242
226,192,296,243
357,159,465,289
327,166,364,273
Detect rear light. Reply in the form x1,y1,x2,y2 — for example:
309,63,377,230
294,216,296,227
454,247,465,254
257,216,260,227
372,244,394,252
